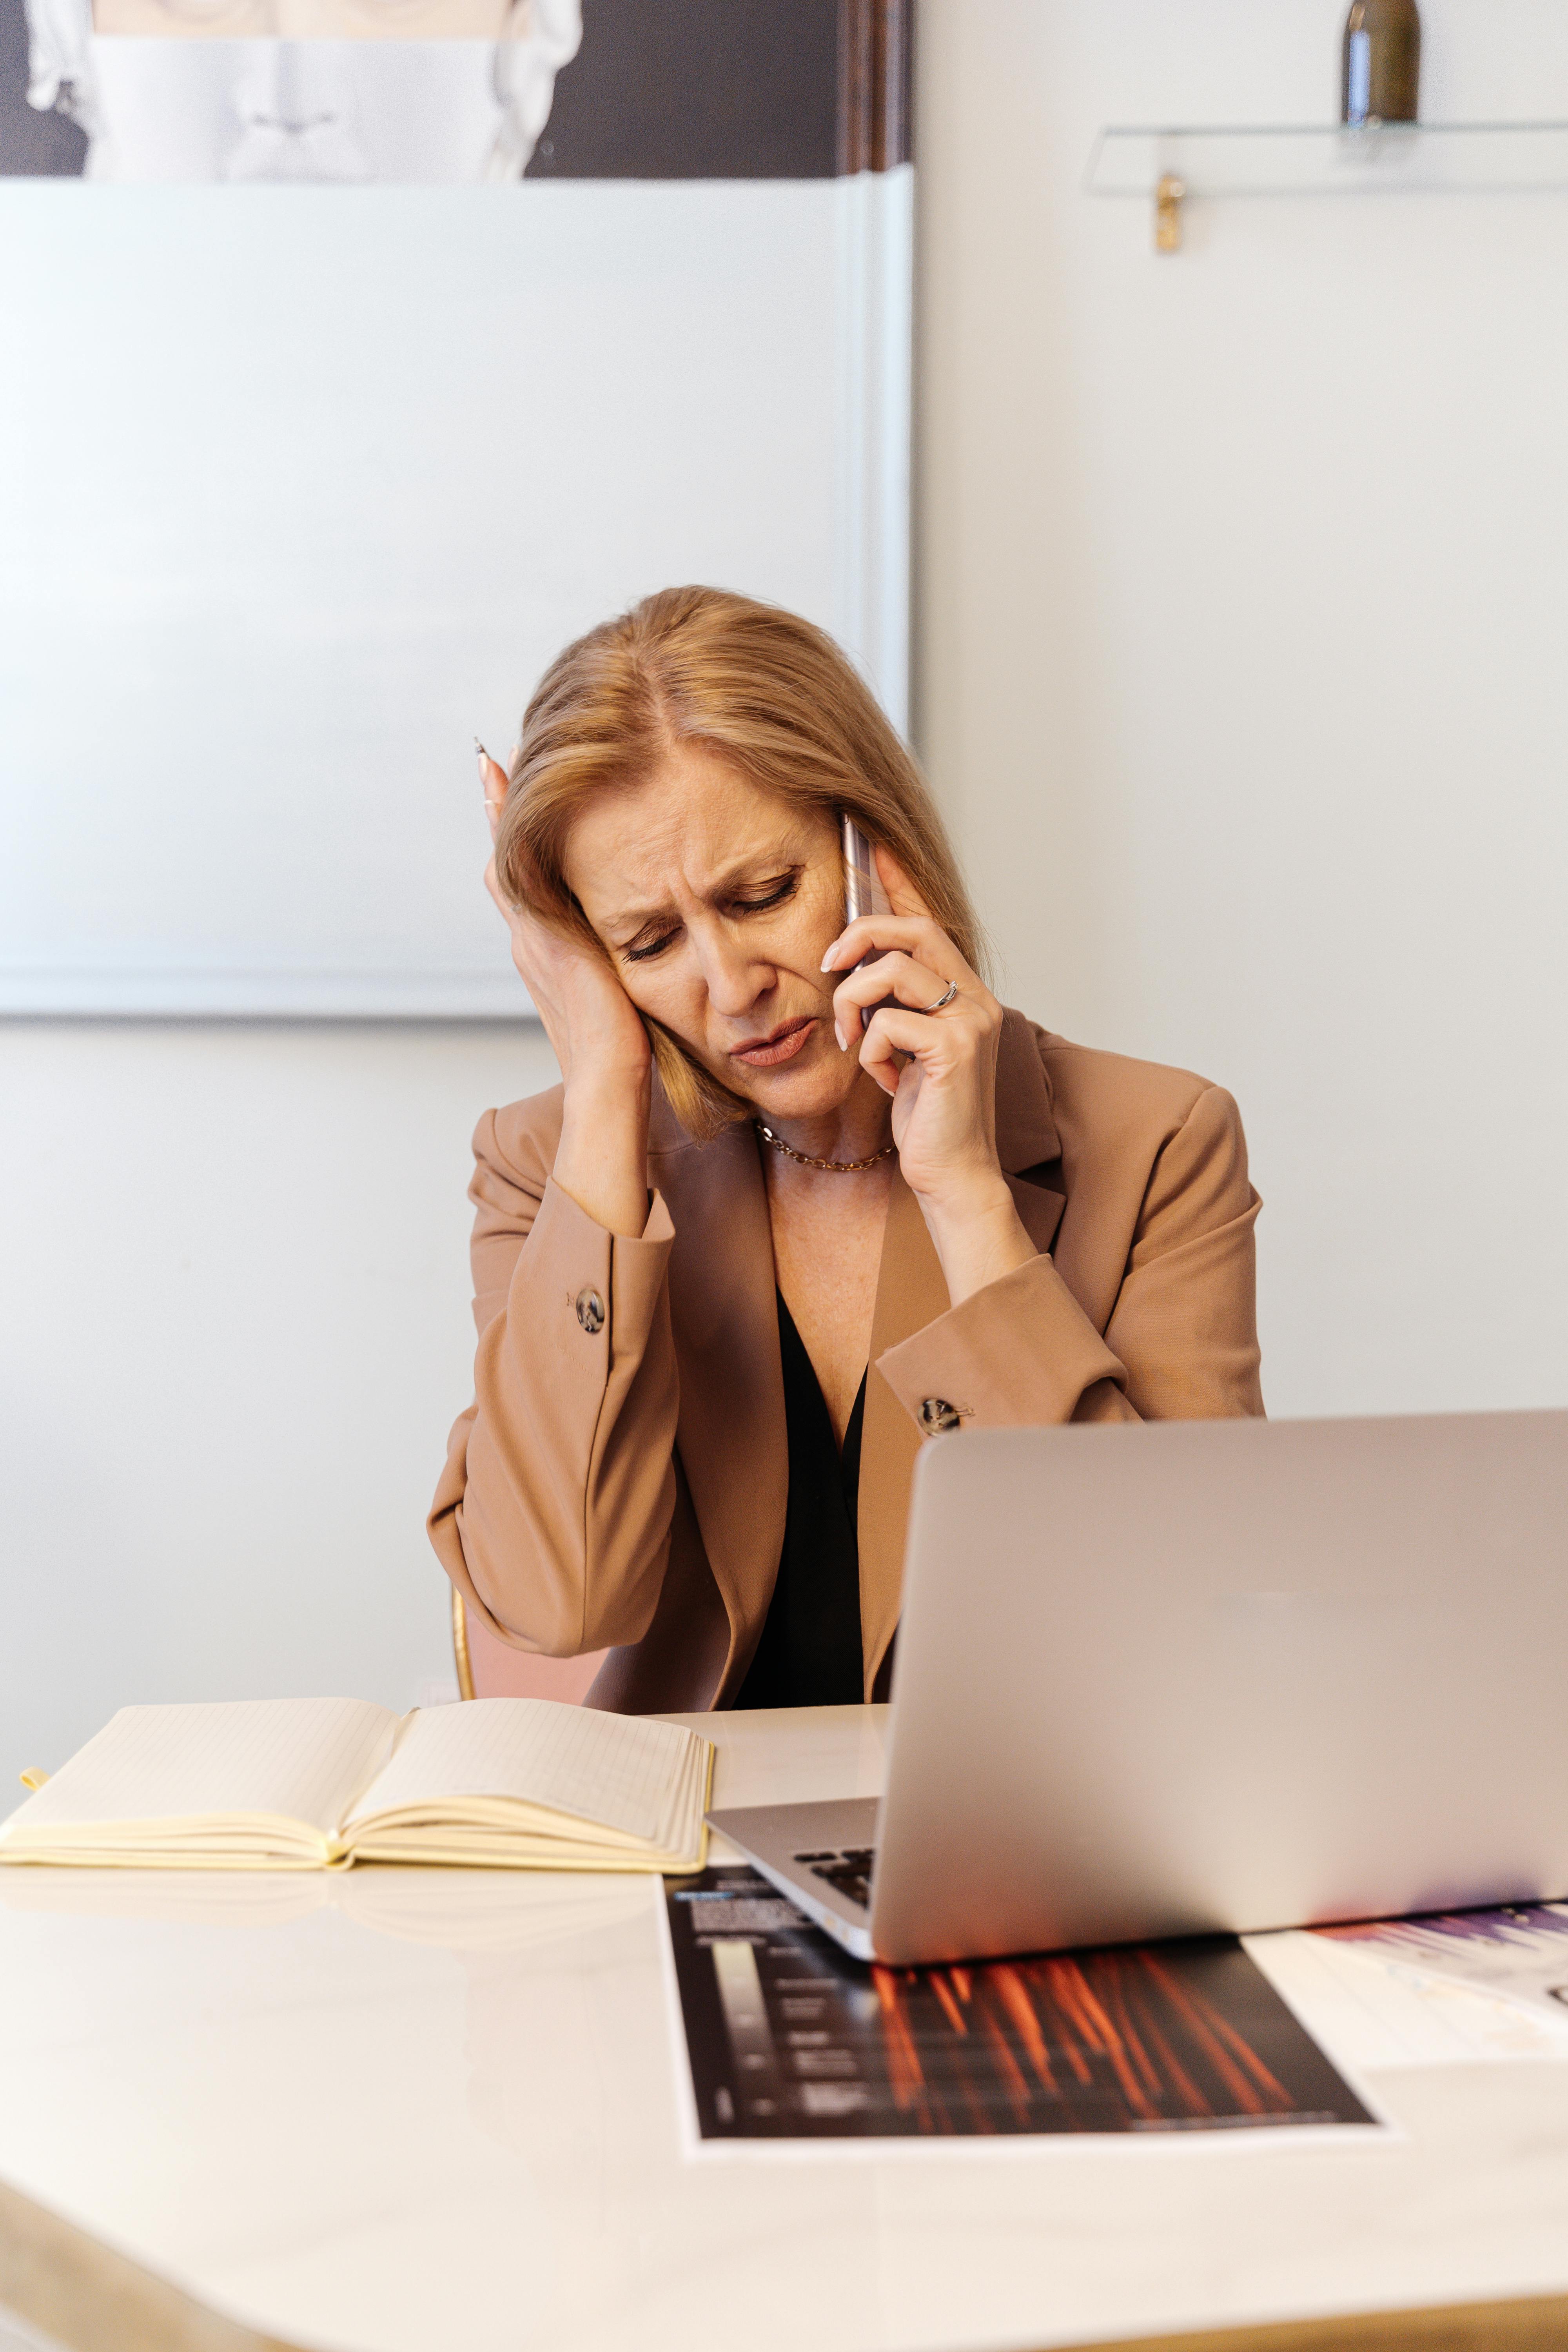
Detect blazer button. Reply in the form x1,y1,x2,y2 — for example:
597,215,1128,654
918,1397,961,1434
575,1287,606,1335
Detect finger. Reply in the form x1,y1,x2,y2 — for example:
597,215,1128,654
475,742,510,843
859,1002,946,1096
872,844,930,923
833,950,955,1044
859,997,979,1083
485,855,533,928
821,911,970,983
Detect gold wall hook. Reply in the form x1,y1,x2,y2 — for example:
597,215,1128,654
1155,172,1185,252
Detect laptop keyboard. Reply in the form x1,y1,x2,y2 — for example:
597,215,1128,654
793,1847,876,1913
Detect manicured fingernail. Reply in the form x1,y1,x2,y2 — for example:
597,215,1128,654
821,940,842,971
834,1020,847,1053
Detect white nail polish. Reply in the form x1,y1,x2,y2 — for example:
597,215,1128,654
821,943,840,972
834,1021,847,1053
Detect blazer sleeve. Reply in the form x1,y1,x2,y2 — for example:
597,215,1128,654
875,1084,1263,1432
427,1110,681,1657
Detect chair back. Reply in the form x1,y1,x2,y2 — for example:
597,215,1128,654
452,1589,607,1704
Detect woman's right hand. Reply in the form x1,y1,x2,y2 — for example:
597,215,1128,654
481,750,653,1237
480,750,649,1091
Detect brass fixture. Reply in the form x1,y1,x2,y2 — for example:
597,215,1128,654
1155,172,1185,252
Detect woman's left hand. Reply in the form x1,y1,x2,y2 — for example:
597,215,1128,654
822,854,1037,1304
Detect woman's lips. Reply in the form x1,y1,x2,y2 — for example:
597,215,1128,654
730,1016,817,1069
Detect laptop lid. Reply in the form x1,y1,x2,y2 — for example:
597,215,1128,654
869,1411,1568,1967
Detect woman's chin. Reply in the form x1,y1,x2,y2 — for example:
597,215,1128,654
736,1048,860,1122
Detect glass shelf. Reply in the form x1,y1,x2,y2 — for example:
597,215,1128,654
1087,120,1568,201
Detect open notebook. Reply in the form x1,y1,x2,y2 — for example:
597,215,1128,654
0,1697,712,1873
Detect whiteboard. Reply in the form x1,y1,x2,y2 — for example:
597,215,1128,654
0,170,911,1015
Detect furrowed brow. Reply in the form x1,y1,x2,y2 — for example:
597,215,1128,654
603,834,811,940
612,906,677,949
710,838,811,893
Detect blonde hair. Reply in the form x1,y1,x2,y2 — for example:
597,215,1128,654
495,585,984,1140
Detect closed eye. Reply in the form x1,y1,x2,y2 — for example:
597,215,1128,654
621,873,799,962
726,872,799,917
624,927,679,964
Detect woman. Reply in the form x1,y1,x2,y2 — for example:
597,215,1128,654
430,587,1263,1714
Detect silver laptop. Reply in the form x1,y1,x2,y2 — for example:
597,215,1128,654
708,1411,1568,1965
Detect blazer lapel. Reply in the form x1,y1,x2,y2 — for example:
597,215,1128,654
858,1167,948,1697
993,1007,1063,1180
858,1010,1067,1695
1005,1169,1066,1256
652,1112,786,1686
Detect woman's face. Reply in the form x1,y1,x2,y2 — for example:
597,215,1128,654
563,744,863,1120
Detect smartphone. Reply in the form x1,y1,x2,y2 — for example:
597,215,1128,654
842,815,892,969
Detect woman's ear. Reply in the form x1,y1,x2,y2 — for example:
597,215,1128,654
874,842,927,918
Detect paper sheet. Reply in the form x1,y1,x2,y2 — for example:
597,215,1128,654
345,1695,702,1848
666,1868,1383,2145
1245,1927,1568,2069
1312,1905,1568,2025
2,1698,397,1842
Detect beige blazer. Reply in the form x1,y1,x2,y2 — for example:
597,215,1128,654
428,1013,1264,1715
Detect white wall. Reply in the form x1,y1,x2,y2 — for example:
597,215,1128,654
0,1022,559,1769
914,0,1568,1420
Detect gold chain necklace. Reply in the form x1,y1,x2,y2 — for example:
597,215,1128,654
754,1121,896,1174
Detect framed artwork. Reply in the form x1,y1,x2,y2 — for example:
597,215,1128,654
0,0,913,1014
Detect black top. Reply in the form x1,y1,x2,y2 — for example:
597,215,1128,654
733,1292,866,1709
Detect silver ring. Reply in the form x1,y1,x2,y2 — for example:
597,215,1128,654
919,979,960,1014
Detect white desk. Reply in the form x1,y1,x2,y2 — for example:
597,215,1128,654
2,1704,1567,2352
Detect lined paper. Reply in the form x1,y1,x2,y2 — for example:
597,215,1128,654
346,1697,701,1847
2,1699,396,1839
0,1695,708,1873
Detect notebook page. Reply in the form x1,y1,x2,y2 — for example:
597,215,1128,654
2,1699,397,1839
345,1698,701,1845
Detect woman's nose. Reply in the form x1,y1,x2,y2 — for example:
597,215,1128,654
698,931,768,1017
